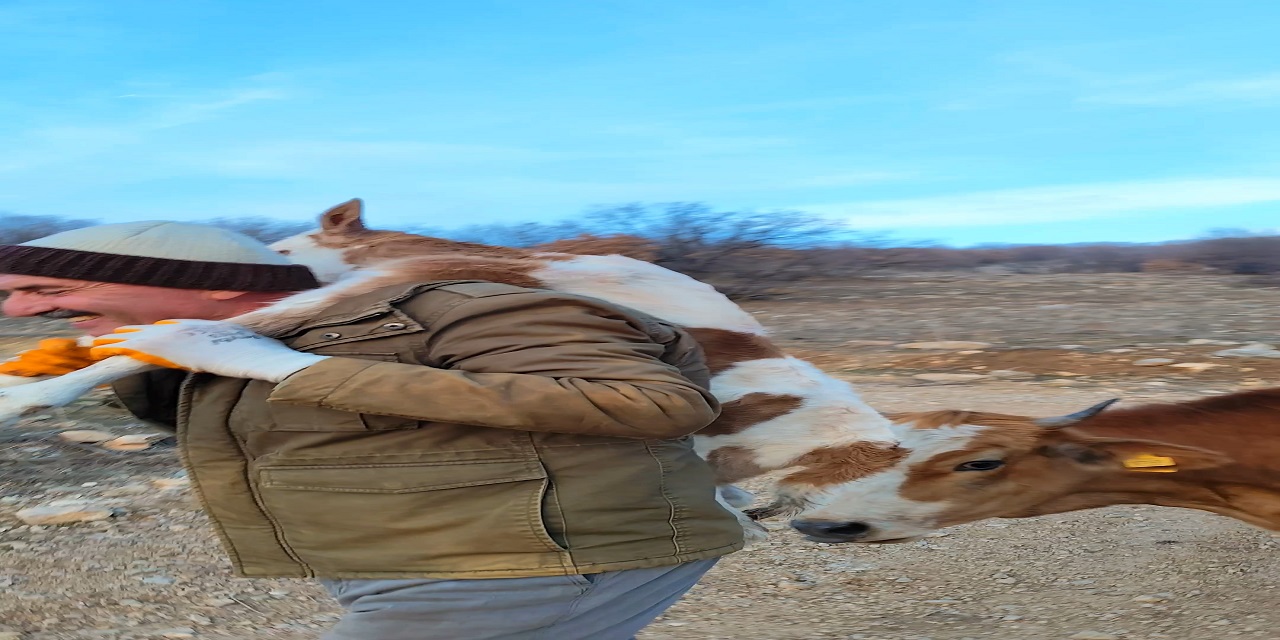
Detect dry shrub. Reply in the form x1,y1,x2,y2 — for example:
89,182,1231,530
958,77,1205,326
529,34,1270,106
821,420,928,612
1141,259,1207,273
0,214,99,244
1168,235,1280,275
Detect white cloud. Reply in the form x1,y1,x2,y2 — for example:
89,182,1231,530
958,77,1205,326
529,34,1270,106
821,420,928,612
147,87,291,129
0,76,294,174
786,171,915,188
800,178,1280,228
1080,73,1280,106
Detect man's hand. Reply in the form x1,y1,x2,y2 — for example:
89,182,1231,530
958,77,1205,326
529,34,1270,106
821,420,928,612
90,320,330,383
0,338,102,377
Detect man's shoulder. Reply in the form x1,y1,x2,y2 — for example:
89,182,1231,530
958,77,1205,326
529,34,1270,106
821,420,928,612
420,280,539,300
306,278,651,330
399,280,616,313
334,279,543,310
396,280,660,326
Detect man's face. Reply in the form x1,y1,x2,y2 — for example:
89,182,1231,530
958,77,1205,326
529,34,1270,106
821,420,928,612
0,274,223,336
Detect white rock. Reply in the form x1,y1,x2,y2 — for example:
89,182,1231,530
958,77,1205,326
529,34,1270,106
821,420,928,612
896,341,993,350
1169,362,1220,373
1132,593,1170,603
1133,358,1174,366
912,373,988,384
1214,343,1280,358
56,430,116,444
987,369,1034,379
101,434,169,452
15,502,113,525
1069,633,1119,640
151,476,191,491
1187,338,1238,345
158,628,195,639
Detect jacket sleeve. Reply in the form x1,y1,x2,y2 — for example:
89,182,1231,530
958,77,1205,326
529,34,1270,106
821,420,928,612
266,291,721,439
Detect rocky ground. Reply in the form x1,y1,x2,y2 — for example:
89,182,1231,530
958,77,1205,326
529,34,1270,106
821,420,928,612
2,271,1279,640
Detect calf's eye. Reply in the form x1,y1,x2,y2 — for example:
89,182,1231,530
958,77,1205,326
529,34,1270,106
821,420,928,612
955,460,1005,472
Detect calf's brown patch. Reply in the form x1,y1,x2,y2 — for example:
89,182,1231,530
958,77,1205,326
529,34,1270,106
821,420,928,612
782,442,907,486
685,328,785,374
700,393,804,437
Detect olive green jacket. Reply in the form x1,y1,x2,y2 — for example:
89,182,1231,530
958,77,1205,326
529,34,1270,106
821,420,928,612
113,280,744,579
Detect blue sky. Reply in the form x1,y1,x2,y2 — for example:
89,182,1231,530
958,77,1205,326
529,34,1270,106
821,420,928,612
2,1,1278,247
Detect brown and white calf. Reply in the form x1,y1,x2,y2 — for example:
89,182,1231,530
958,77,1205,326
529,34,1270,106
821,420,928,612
762,390,1280,543
0,199,904,541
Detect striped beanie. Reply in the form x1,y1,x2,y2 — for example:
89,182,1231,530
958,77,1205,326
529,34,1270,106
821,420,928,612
0,221,319,291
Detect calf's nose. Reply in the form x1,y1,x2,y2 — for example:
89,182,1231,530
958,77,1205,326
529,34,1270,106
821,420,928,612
790,519,871,541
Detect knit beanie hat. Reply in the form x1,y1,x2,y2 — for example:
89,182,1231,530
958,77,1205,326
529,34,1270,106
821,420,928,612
0,221,319,291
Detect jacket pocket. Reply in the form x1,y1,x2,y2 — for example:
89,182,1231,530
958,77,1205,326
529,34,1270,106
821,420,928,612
254,460,570,574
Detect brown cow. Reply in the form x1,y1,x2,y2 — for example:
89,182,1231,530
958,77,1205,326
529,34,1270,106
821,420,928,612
749,390,1280,543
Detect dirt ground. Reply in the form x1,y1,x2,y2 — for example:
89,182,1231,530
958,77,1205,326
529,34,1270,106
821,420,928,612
2,271,1279,640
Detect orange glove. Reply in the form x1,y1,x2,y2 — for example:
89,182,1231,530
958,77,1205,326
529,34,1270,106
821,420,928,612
0,338,103,377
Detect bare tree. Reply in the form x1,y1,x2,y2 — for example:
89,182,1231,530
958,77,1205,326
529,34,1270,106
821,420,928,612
441,220,588,247
18,204,1274,294
197,217,316,243
1170,235,1280,275
0,213,99,244
579,202,848,298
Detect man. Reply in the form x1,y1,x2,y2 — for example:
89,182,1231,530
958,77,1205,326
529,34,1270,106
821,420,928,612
0,220,744,640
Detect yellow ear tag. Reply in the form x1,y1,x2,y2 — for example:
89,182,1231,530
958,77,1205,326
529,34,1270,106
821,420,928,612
1122,453,1178,473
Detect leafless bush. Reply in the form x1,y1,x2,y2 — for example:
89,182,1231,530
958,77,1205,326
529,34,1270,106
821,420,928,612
0,213,100,244
0,212,314,245
440,221,589,247
1141,258,1208,273
572,202,859,298
1166,235,1280,275
196,217,316,243
7,204,1274,296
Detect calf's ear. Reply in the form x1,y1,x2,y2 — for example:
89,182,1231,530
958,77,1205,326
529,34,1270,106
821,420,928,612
1042,437,1230,472
319,199,366,234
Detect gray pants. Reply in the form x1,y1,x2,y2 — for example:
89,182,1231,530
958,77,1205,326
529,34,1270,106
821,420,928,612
318,558,718,640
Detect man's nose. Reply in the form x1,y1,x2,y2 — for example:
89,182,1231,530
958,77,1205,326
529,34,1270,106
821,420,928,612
1,292,54,317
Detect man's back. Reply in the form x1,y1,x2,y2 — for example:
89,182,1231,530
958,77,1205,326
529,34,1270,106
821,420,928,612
114,280,745,579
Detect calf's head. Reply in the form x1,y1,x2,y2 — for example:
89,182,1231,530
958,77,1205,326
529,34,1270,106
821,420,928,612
752,399,1229,543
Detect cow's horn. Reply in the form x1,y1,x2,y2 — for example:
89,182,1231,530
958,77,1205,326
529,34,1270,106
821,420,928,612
1034,398,1120,429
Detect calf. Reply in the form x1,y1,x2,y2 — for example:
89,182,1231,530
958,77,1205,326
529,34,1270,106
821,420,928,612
748,390,1280,543
0,199,904,543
